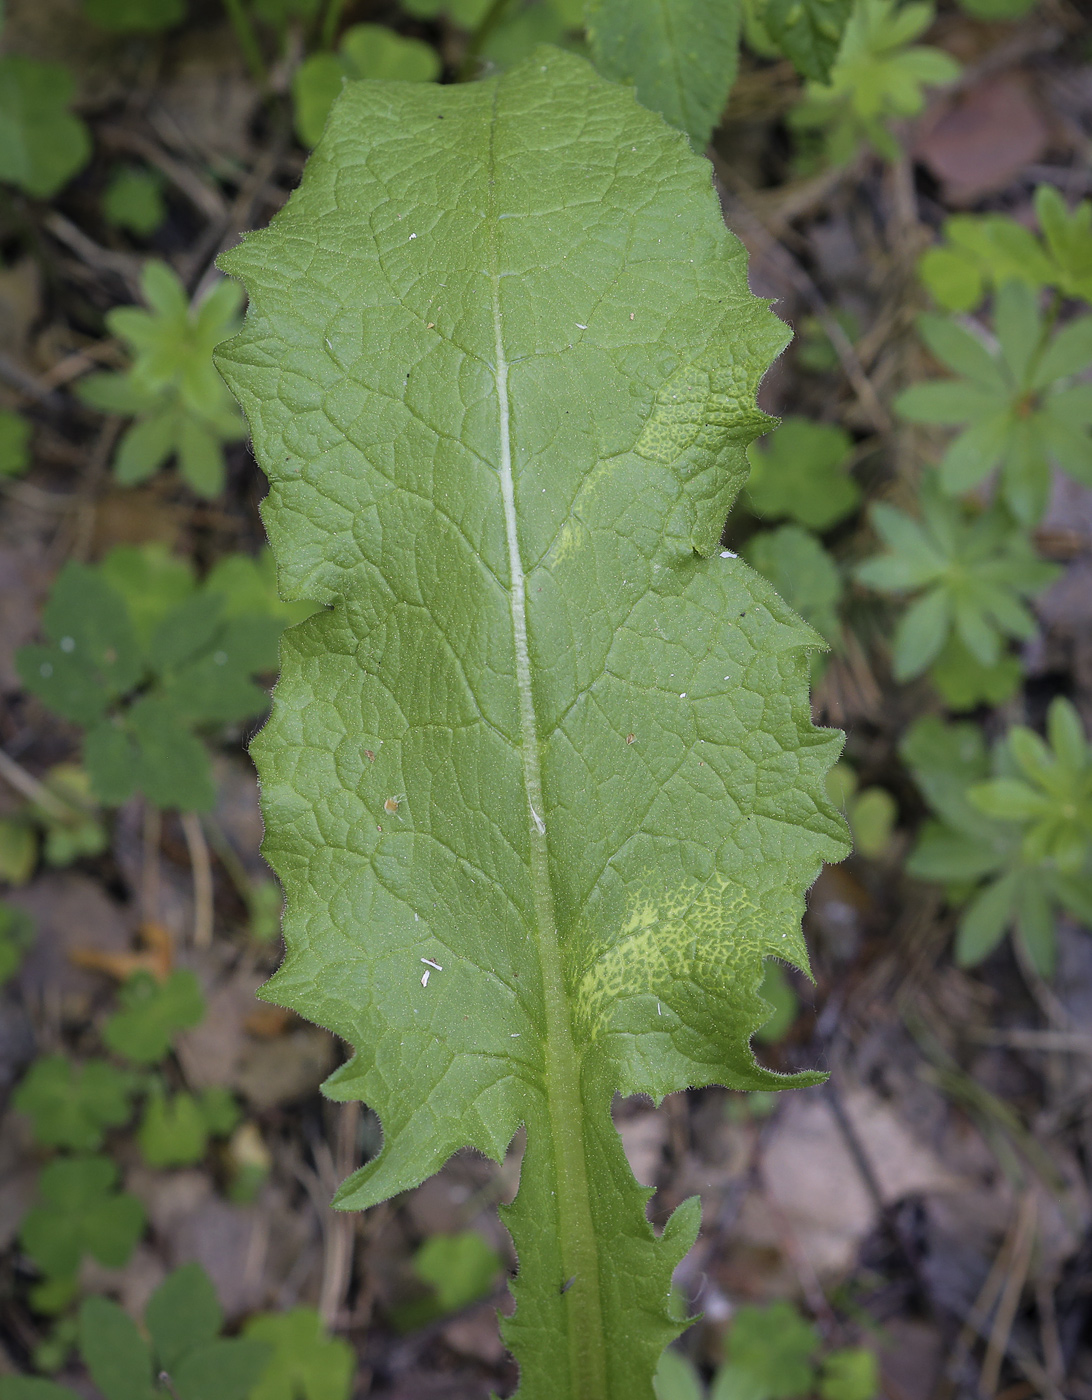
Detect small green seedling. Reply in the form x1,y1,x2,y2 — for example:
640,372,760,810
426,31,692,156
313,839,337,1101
654,1301,879,1399
293,24,440,147
17,546,306,813
76,262,245,497
0,409,31,477
789,0,959,163
83,0,184,29
0,901,34,984
0,57,91,198
826,764,896,859
102,167,167,238
743,524,844,652
19,1156,145,1313
903,702,1092,977
896,283,1092,525
920,186,1092,312
103,969,206,1064
13,1057,138,1151
137,1084,240,1167
0,1264,268,1400
745,419,861,530
854,475,1058,702
244,1307,355,1400
414,1230,504,1314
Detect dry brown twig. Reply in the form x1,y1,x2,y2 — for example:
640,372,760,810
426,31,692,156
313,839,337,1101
180,811,215,949
980,1192,1038,1399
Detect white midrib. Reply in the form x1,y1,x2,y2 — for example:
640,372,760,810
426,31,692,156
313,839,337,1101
487,131,609,1398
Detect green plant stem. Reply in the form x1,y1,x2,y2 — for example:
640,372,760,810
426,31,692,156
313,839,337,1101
485,126,607,1399
456,0,515,80
318,0,347,50
222,0,268,86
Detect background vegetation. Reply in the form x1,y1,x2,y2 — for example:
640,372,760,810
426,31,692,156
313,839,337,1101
0,0,1090,1395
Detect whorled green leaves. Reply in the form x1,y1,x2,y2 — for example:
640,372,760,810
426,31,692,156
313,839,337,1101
216,50,846,1399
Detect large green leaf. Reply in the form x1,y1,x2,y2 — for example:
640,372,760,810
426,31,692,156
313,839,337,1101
215,50,846,1399
585,0,741,149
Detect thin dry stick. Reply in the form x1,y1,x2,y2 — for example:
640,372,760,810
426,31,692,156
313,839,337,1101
301,1100,362,1330
1013,937,1074,1031
1035,1273,1065,1383
970,1027,1092,1054
141,801,162,929
180,812,214,949
43,213,144,297
941,1218,1019,1398
0,748,81,824
981,1192,1038,1398
96,124,228,222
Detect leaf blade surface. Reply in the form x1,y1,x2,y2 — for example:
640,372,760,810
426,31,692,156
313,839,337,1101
216,50,846,1398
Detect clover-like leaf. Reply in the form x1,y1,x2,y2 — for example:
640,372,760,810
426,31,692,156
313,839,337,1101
78,1296,157,1400
20,1156,145,1289
743,524,843,652
244,1308,354,1400
146,1264,223,1374
103,969,206,1064
293,24,440,147
414,1231,503,1312
21,545,296,812
103,167,167,237
745,418,861,530
722,1300,819,1396
17,563,143,726
586,0,741,149
13,1056,137,1151
0,56,92,198
854,475,1058,683
896,283,1092,524
215,50,846,1397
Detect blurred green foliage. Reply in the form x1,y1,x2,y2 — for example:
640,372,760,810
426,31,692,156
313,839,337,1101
789,0,959,162
903,702,1092,976
746,419,861,530
896,285,1092,524
17,545,313,812
77,263,245,497
854,476,1059,704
